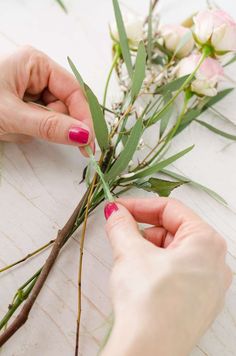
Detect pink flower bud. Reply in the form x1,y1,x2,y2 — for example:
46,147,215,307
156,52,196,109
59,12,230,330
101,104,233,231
193,9,236,53
177,54,224,96
161,25,194,58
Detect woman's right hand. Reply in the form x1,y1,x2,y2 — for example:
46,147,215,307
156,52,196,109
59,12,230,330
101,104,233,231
101,198,232,356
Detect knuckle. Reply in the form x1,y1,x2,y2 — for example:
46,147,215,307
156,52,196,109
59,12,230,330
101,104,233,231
39,114,59,141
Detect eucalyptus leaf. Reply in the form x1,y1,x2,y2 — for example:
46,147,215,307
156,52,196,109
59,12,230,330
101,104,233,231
155,75,190,95
195,119,236,141
131,42,147,102
145,101,173,127
112,0,133,78
160,94,173,136
85,86,109,151
136,177,184,197
122,145,194,182
162,169,227,205
176,88,234,136
55,0,67,13
106,119,143,181
67,56,85,91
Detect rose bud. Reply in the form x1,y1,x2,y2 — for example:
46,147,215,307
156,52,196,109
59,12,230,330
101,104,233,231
177,54,224,97
193,9,236,54
161,25,194,58
111,15,143,47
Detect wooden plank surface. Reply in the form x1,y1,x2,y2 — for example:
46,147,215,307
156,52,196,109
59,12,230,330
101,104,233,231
0,1,236,355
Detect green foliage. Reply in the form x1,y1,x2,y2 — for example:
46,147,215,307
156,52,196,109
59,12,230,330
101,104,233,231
106,119,143,181
122,145,194,181
85,86,109,151
112,0,133,78
195,119,236,141
130,42,147,102
135,177,184,196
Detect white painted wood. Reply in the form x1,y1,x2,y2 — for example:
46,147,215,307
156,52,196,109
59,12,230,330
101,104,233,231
0,0,236,355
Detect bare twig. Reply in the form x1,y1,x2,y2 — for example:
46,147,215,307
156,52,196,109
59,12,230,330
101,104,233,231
0,240,55,273
0,188,89,346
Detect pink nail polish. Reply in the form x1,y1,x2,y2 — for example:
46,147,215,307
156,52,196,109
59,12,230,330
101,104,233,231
104,202,118,220
69,127,89,144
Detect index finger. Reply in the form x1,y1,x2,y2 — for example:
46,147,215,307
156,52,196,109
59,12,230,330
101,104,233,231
47,58,94,137
117,197,201,236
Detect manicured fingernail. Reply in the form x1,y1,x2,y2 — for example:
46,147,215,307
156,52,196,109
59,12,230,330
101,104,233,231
104,202,118,220
69,126,89,144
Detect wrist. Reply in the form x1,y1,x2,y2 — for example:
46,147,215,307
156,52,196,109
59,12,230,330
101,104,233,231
100,310,193,356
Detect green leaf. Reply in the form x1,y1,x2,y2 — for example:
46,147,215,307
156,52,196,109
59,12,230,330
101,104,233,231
67,57,85,91
195,119,236,141
112,0,133,78
85,86,109,151
106,119,143,181
147,0,153,63
160,94,173,136
162,169,227,205
204,88,234,108
55,0,67,13
176,88,234,136
224,54,236,67
131,42,146,102
123,145,194,181
155,75,190,95
136,177,184,197
176,108,201,135
145,101,173,127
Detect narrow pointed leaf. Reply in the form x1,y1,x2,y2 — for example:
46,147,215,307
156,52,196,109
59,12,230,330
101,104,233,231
205,88,234,108
160,94,173,136
112,0,133,78
67,57,85,91
106,119,143,181
85,86,109,151
155,75,189,95
135,178,184,197
122,145,194,181
55,0,67,13
195,119,236,141
162,169,227,205
131,42,146,102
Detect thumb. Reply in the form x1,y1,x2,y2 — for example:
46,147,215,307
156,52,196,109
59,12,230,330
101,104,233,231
104,202,142,260
11,100,93,147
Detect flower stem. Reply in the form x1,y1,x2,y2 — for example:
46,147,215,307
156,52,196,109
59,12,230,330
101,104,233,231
85,146,114,202
103,49,120,111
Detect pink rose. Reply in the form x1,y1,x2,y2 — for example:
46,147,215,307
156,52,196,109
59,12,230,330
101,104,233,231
177,54,224,96
193,9,236,53
161,25,194,58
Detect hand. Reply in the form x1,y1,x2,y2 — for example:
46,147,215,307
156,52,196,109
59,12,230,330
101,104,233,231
101,198,232,356
0,46,94,155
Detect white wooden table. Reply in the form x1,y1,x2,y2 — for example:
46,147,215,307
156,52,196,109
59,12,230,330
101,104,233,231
0,1,236,355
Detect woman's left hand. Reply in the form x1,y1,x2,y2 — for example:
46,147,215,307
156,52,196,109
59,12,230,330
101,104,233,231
0,46,95,155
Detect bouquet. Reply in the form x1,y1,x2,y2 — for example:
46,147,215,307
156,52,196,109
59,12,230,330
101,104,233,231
1,0,236,354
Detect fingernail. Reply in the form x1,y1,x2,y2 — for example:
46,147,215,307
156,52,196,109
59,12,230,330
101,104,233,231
104,202,118,220
69,126,89,144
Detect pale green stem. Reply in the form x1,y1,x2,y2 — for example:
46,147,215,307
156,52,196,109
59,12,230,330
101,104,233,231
85,146,114,202
103,50,120,111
